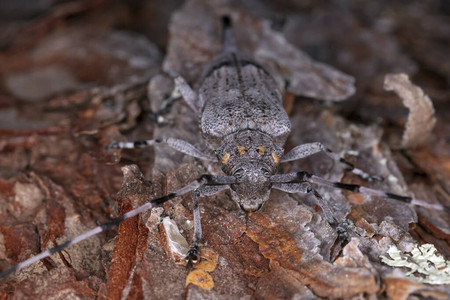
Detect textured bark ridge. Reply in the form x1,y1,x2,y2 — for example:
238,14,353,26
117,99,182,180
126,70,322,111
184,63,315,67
0,0,449,299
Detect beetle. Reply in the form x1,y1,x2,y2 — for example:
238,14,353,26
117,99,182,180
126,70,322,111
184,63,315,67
0,16,446,279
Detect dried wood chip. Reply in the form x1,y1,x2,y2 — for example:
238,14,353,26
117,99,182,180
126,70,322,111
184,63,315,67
383,73,436,149
185,269,214,290
161,217,189,263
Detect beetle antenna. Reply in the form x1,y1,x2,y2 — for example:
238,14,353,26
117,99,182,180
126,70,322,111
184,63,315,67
0,175,234,278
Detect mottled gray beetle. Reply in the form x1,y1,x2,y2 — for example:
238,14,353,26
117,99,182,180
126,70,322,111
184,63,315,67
0,16,446,278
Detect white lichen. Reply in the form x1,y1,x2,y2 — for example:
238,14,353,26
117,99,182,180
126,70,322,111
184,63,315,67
380,244,450,284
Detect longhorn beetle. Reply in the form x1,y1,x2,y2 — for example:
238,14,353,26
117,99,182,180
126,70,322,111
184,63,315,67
0,16,447,279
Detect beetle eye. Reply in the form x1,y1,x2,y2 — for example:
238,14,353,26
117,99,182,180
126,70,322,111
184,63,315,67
233,168,244,178
262,168,271,177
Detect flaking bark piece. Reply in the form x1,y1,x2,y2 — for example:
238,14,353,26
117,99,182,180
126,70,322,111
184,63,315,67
383,73,436,149
106,165,152,300
160,217,189,263
255,20,356,101
246,211,379,298
384,270,450,300
8,267,98,299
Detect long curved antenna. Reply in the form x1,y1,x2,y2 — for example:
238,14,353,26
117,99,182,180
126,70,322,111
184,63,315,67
0,174,234,279
271,172,449,212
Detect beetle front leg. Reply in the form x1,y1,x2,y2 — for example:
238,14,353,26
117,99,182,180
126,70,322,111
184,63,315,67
272,182,336,225
186,185,229,266
281,142,382,182
272,181,354,252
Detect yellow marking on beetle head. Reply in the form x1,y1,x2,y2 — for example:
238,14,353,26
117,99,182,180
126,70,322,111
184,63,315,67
257,146,265,155
221,152,230,165
272,152,280,164
237,146,246,155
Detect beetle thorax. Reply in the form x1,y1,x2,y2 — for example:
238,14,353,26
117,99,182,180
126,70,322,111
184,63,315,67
216,130,283,174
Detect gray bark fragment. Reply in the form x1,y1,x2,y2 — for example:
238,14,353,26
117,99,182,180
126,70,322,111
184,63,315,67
384,73,436,149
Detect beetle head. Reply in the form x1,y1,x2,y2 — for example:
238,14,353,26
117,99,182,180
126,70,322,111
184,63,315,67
229,161,272,212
